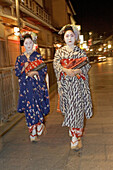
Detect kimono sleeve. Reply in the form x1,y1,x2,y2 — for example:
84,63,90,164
36,54,47,82
53,49,63,81
80,50,91,76
15,56,25,77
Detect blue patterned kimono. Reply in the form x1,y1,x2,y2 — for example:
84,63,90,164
15,51,50,127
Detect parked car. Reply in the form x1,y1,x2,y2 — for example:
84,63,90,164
88,54,107,62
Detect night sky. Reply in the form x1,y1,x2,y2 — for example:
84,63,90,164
70,0,113,34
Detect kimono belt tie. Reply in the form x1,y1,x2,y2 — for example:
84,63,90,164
21,59,46,74
59,57,88,80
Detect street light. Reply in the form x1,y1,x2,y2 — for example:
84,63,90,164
90,49,93,51
98,48,102,51
103,44,106,46
14,27,20,36
108,44,111,49
89,32,92,36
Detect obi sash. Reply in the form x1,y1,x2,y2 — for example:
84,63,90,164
21,60,46,73
60,57,88,80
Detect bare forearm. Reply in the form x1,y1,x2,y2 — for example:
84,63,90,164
62,68,82,77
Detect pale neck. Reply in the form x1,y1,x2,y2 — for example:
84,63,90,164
24,50,33,55
24,50,33,59
66,45,75,51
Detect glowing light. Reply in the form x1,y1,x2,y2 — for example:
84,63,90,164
108,44,111,49
33,44,38,51
83,41,87,49
98,56,106,61
54,43,62,48
98,48,102,51
79,35,84,44
89,32,92,35
14,27,20,36
103,44,106,46
90,49,93,51
76,25,81,31
57,44,62,48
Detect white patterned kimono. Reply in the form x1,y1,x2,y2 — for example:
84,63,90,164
53,46,93,128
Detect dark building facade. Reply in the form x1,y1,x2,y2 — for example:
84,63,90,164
0,0,76,122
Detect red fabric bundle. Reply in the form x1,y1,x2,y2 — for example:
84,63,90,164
25,60,44,73
60,57,88,80
60,57,87,69
21,60,44,73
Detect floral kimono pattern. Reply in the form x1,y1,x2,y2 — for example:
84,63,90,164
15,51,50,127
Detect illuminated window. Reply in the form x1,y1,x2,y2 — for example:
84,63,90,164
47,48,51,59
39,48,46,59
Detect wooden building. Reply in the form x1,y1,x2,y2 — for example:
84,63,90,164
0,0,76,122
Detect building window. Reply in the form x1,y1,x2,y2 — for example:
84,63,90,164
47,48,51,59
39,48,46,60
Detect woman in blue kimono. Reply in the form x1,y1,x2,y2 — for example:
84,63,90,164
15,34,50,142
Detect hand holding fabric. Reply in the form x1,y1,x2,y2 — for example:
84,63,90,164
63,68,82,77
24,62,29,68
27,71,39,78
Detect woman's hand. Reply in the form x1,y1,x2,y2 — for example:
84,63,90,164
73,69,82,75
21,62,29,73
27,71,39,78
62,68,82,77
62,68,75,77
24,62,29,68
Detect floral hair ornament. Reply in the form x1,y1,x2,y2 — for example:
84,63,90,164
20,31,38,44
58,24,80,40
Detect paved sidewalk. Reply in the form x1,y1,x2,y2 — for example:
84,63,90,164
0,113,24,137
0,59,113,170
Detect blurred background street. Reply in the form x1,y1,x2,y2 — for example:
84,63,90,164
0,0,113,169
0,57,113,170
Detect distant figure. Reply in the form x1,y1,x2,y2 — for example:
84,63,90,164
53,24,93,150
15,34,50,142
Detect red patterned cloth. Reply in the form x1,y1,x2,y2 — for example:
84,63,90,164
29,122,41,133
21,60,44,73
25,60,44,73
71,128,83,138
60,57,87,69
60,57,87,80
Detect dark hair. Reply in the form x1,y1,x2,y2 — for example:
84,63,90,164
23,34,32,42
64,26,74,34
20,34,33,46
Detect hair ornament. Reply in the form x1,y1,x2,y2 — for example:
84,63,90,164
20,32,37,41
58,24,80,40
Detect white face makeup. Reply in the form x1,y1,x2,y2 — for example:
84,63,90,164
24,38,34,53
64,30,76,47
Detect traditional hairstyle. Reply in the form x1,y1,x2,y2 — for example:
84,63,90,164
63,25,74,34
23,34,33,42
58,24,80,40
20,33,37,46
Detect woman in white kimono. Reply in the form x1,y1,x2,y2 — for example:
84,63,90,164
53,25,93,150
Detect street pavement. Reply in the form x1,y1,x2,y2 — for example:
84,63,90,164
0,57,113,170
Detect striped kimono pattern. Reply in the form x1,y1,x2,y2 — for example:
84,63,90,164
53,46,93,128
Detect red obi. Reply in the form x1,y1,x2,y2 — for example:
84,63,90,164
21,60,44,73
60,57,88,80
60,57,87,69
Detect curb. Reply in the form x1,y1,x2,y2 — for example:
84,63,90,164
0,113,24,137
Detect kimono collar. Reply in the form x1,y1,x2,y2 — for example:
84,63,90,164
24,51,34,59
